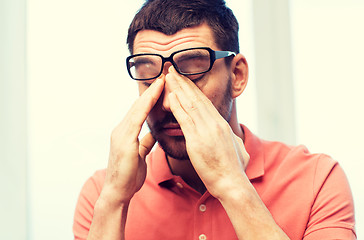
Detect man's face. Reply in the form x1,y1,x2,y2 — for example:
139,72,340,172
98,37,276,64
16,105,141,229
133,23,234,160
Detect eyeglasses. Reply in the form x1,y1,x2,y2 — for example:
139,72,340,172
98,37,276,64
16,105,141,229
126,47,236,81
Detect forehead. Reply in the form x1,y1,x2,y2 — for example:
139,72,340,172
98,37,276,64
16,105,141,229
133,23,217,56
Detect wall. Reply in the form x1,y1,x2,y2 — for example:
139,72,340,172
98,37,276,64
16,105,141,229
0,0,28,239
291,0,364,237
25,0,256,239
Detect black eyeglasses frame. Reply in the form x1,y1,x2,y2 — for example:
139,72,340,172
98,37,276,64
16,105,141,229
126,47,236,81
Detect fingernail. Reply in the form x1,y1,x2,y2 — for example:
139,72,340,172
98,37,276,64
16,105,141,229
154,77,165,86
168,66,175,73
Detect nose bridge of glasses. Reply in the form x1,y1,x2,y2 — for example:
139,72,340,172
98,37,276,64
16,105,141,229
161,55,177,75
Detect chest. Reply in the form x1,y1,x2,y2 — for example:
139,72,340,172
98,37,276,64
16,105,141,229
125,180,238,240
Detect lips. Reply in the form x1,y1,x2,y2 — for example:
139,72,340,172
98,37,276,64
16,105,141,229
162,123,184,136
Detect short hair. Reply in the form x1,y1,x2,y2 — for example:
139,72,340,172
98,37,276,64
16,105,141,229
127,0,239,54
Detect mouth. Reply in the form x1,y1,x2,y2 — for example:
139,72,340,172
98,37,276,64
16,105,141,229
162,123,184,137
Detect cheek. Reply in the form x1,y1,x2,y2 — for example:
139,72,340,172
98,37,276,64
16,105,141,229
146,110,157,129
196,73,231,103
147,96,164,121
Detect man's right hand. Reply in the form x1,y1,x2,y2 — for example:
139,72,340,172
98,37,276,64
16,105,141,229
100,77,165,204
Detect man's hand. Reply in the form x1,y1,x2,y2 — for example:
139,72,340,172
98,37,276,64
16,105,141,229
166,67,290,240
101,77,165,204
166,67,250,200
86,78,165,240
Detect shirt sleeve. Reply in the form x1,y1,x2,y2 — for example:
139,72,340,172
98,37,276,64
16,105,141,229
303,157,356,240
73,170,105,240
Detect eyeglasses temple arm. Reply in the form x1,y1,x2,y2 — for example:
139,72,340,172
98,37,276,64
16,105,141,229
214,51,236,60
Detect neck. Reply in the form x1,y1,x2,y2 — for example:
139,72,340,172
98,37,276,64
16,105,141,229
229,100,245,141
167,155,207,194
167,100,244,195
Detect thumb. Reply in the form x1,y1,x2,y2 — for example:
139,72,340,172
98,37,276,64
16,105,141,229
139,132,156,160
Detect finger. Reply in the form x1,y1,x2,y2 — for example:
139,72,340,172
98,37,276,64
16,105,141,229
120,77,165,139
129,77,165,120
166,67,213,122
165,70,196,111
168,66,204,97
168,67,215,109
139,132,156,160
168,92,196,134
167,67,206,103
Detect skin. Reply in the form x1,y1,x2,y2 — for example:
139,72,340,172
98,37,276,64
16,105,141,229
87,23,290,240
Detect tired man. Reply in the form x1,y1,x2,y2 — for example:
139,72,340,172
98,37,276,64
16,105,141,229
73,0,356,239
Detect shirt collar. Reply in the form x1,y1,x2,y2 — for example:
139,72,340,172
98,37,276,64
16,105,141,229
147,124,265,186
148,144,175,185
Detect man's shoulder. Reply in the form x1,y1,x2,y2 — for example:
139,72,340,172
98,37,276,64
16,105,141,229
242,124,337,182
83,169,107,193
262,139,337,173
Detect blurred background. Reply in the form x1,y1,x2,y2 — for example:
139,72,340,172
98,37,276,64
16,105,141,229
1,0,363,239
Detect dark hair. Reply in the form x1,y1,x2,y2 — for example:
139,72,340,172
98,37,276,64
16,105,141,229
127,0,239,54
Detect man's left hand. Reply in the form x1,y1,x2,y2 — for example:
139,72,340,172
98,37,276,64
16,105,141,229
166,67,250,200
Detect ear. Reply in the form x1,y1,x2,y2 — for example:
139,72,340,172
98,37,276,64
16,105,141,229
230,53,249,99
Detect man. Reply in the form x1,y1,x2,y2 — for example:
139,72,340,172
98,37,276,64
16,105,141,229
73,0,356,239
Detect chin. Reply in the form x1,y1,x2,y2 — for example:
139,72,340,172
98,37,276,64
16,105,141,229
157,136,190,160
